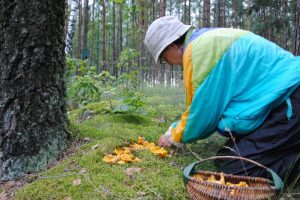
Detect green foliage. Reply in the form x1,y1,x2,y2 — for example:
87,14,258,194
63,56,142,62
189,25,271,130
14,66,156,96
66,58,105,108
113,89,146,114
117,48,140,70
113,71,146,114
66,56,146,114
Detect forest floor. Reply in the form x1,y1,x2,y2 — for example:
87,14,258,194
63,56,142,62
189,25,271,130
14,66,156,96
1,86,299,199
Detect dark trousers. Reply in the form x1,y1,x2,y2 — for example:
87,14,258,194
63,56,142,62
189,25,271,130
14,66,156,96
216,86,300,184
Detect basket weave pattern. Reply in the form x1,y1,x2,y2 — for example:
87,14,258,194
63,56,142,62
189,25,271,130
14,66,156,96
186,170,276,200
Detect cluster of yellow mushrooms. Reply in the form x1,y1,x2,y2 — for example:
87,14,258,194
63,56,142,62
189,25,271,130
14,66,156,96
193,172,249,187
102,136,168,164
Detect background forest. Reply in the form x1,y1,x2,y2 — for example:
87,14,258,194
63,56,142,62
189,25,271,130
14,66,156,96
66,0,300,87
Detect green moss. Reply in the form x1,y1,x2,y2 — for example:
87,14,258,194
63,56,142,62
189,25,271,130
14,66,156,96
15,86,225,200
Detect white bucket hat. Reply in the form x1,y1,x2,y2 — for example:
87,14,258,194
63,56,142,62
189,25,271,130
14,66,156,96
144,16,191,63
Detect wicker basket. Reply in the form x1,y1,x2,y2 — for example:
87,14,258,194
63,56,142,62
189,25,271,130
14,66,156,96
183,156,283,200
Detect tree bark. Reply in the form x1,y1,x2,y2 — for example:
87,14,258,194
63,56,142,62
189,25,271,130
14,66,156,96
112,1,117,76
247,0,252,31
169,0,173,15
152,0,156,20
159,0,166,17
101,0,106,71
65,0,79,55
131,0,136,50
96,2,100,72
183,0,187,23
0,0,67,181
282,0,288,49
118,2,123,75
82,0,89,57
90,0,95,65
293,0,300,55
188,0,191,24
138,0,143,72
77,0,83,58
203,0,210,27
232,0,238,28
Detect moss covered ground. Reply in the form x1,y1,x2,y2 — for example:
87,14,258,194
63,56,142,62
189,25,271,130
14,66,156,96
11,86,299,199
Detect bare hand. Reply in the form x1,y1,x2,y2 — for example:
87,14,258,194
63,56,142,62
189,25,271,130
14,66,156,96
158,135,172,147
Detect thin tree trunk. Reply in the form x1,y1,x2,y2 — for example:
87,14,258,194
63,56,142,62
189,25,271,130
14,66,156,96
101,0,106,71
219,0,225,27
282,0,288,49
77,0,82,58
159,0,166,85
203,0,210,27
0,0,67,181
96,2,100,72
132,0,136,50
82,0,89,57
112,1,117,76
138,0,143,72
144,0,149,82
293,0,300,55
215,0,219,26
90,0,95,65
247,0,252,31
232,0,238,28
188,0,191,24
152,0,156,20
118,2,123,75
169,0,173,15
183,0,187,23
65,0,79,55
159,0,166,17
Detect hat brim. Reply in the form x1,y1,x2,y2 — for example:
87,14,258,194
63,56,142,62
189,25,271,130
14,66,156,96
154,24,191,63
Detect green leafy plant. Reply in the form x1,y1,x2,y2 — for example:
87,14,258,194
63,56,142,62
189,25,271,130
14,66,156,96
113,71,146,114
66,58,102,108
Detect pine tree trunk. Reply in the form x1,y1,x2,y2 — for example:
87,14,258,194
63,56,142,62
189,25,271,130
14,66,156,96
65,0,79,55
152,0,156,20
232,0,238,28
82,0,89,56
203,0,210,27
77,0,83,59
219,0,225,27
144,0,149,82
118,2,123,75
159,0,166,17
188,0,191,24
138,0,143,72
112,1,117,77
0,0,67,181
183,0,187,23
90,0,95,65
247,0,252,31
293,0,300,55
101,0,106,71
282,0,288,49
96,3,100,72
132,0,136,50
169,0,173,15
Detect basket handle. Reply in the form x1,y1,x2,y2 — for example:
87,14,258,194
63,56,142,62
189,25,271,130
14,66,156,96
183,156,283,193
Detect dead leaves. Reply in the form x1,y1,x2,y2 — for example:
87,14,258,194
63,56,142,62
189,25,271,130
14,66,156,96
124,167,142,178
103,136,168,164
72,179,81,186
